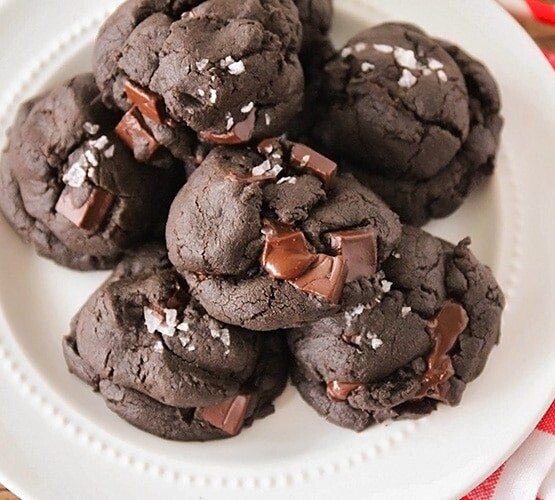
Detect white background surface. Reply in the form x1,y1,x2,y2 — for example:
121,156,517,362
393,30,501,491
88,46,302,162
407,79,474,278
0,1,554,499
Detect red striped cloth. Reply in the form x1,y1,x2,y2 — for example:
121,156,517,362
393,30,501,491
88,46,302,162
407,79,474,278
462,401,555,500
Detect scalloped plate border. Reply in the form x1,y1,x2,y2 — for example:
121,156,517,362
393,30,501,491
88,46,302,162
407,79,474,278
0,1,554,499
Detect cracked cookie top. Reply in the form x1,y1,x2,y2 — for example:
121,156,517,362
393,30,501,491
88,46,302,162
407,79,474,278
287,225,505,431
0,74,185,270
93,0,305,146
165,139,402,330
62,243,289,440
313,22,471,180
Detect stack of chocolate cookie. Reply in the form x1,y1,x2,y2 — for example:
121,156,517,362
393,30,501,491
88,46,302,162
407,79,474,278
0,0,505,440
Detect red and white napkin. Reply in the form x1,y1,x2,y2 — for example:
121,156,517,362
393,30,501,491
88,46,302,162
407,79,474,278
463,401,555,500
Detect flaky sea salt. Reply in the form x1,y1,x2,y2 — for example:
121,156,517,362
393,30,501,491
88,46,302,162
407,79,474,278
344,304,367,327
225,113,234,131
179,335,191,348
85,150,99,167
241,102,254,114
373,44,393,54
209,88,218,104
104,145,115,159
265,113,271,126
392,252,401,259
252,160,271,176
422,68,432,76
277,176,296,185
427,58,444,70
269,165,283,176
63,163,87,188
90,135,109,151
393,47,419,70
341,47,353,58
381,280,393,293
83,122,100,135
197,89,205,97
398,69,417,89
153,341,164,353
144,307,164,334
165,309,178,328
196,58,210,72
354,42,368,53
437,70,448,83
227,60,245,76
177,321,190,332
370,337,383,350
401,306,412,318
361,62,375,72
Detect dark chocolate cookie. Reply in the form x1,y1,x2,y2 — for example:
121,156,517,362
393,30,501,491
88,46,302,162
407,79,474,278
63,244,289,441
287,226,505,431
294,0,333,57
351,40,503,226
314,23,471,180
0,74,184,270
166,139,402,330
93,0,304,147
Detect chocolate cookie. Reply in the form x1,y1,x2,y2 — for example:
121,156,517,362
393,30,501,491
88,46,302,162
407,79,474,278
166,139,402,330
294,0,333,58
287,226,504,431
351,39,503,226
63,244,289,441
0,74,184,270
93,0,304,147
314,23,471,180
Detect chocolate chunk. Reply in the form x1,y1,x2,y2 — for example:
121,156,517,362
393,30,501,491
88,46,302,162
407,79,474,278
290,143,337,189
198,393,252,436
292,254,347,304
199,110,256,145
123,80,168,125
261,219,317,280
416,301,469,401
115,107,160,159
55,185,115,232
327,229,378,282
326,381,362,401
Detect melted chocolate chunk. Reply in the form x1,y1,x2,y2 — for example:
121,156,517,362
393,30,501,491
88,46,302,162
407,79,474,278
123,80,169,125
261,219,317,280
199,110,256,145
291,254,347,304
416,301,469,401
55,185,115,232
198,393,252,436
327,229,378,282
290,143,337,189
326,381,362,401
115,107,160,159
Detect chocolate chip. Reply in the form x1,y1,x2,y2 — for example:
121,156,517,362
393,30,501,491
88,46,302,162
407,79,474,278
290,143,337,189
199,110,256,144
123,80,169,125
291,254,347,304
326,381,362,401
55,185,115,232
261,219,317,280
327,229,378,282
198,393,252,436
416,301,469,401
115,107,160,159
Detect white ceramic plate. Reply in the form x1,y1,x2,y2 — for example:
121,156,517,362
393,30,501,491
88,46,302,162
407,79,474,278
1,1,554,499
